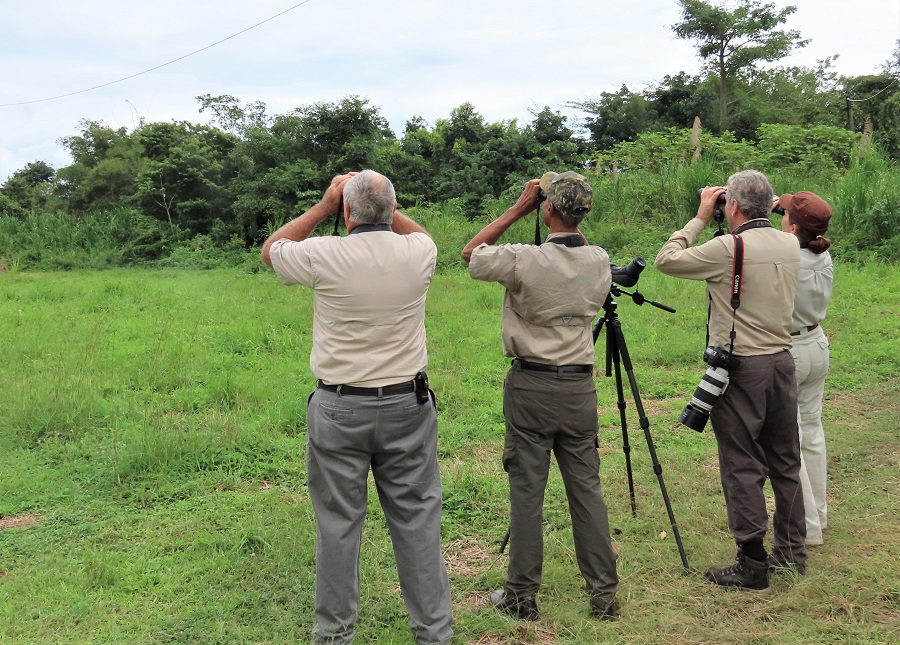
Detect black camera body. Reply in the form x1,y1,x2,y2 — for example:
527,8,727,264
679,346,740,432
703,345,740,371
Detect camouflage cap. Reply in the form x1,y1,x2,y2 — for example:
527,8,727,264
539,171,593,220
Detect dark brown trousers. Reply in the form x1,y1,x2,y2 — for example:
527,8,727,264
710,350,807,565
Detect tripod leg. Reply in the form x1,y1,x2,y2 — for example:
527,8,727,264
606,322,637,517
610,318,691,573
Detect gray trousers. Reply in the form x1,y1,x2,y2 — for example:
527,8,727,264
306,388,453,645
501,366,619,603
709,350,807,565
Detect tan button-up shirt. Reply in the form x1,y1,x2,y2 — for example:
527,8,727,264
269,231,436,386
468,233,612,365
655,218,800,356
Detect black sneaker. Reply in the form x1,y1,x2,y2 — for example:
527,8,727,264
590,596,620,621
766,554,807,576
490,589,538,621
704,552,771,593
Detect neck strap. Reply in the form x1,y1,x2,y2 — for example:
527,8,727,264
545,234,585,247
727,234,745,354
706,233,745,353
349,224,392,234
732,218,772,235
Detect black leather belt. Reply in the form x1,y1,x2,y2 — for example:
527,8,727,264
317,379,416,396
514,359,593,374
790,323,819,337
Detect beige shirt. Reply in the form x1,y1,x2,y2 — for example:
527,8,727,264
468,233,612,365
269,231,436,386
654,218,800,356
792,249,833,331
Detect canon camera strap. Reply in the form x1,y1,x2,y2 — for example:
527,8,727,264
704,218,771,350
727,234,745,354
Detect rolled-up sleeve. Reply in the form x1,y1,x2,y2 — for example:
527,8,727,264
269,238,316,286
468,243,521,290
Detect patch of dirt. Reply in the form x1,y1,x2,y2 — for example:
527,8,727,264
458,589,492,610
0,514,40,531
598,396,684,421
443,539,500,577
468,623,559,645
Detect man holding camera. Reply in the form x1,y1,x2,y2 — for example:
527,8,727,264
262,170,453,645
462,172,620,620
655,170,805,592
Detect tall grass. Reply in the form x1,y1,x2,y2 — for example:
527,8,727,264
830,151,900,261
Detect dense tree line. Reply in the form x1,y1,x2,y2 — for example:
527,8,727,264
2,0,898,251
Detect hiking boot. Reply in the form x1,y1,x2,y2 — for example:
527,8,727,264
589,596,620,621
766,554,807,576
490,589,538,621
704,552,770,593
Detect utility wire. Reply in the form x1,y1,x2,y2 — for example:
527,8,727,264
0,0,316,107
847,78,898,103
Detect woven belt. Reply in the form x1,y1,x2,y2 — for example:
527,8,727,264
790,323,819,337
514,359,593,374
317,379,416,396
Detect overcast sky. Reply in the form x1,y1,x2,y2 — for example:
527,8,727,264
1,0,898,181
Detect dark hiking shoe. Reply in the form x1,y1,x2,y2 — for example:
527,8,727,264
490,589,538,621
589,596,620,620
766,554,807,576
704,552,771,593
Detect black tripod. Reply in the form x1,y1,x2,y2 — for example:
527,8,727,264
593,281,691,572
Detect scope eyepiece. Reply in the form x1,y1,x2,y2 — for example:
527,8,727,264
611,256,646,288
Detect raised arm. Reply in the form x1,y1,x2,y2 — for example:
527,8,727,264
391,208,430,236
261,173,355,267
461,179,542,264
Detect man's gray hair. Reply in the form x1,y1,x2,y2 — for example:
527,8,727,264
343,170,395,225
727,170,774,220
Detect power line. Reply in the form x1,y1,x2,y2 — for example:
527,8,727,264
0,0,317,108
847,78,898,103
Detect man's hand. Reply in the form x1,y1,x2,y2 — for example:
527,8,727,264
509,179,544,218
460,178,543,264
261,171,358,267
321,172,357,213
696,186,725,226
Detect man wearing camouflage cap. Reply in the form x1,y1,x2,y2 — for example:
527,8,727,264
461,171,620,621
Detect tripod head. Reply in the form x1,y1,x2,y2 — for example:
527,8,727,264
609,257,676,309
593,257,676,344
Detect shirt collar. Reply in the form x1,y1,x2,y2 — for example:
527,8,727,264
349,224,392,235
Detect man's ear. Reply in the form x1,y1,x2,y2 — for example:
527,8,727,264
343,200,353,230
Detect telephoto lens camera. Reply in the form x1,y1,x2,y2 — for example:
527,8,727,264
679,345,740,432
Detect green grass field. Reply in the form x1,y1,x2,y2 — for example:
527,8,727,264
1,261,898,644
